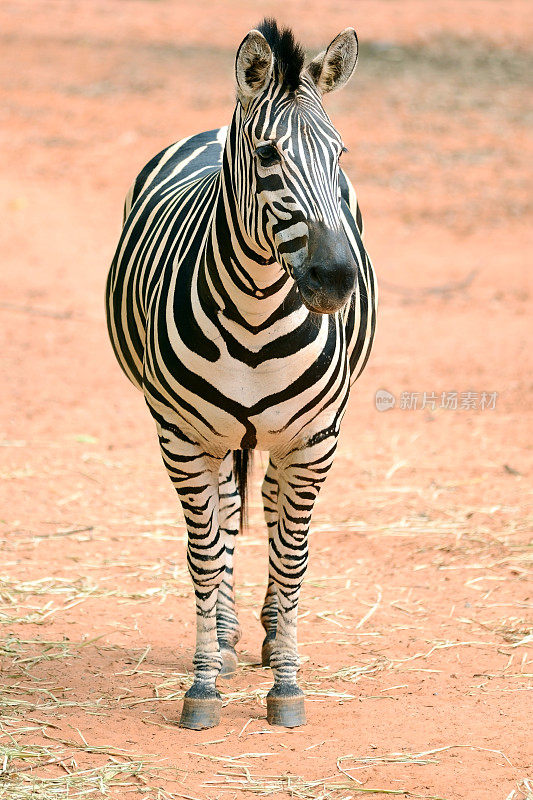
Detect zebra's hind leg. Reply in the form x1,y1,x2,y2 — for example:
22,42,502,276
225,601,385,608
265,437,339,728
261,458,279,667
216,451,241,678
156,423,225,729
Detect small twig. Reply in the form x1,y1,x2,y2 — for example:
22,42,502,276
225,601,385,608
125,644,151,675
238,718,254,737
355,586,383,629
33,526,94,539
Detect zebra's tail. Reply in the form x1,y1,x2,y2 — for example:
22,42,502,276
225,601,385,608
232,449,253,534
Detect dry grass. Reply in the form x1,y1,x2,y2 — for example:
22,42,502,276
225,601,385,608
506,780,533,800
203,761,450,798
0,457,530,799
0,741,174,799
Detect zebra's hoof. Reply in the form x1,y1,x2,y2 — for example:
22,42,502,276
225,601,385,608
266,691,306,728
219,645,238,679
261,637,275,667
179,695,222,730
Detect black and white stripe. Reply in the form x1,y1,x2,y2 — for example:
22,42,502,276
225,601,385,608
106,19,377,727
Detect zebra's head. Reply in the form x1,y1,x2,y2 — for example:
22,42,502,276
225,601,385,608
231,19,359,314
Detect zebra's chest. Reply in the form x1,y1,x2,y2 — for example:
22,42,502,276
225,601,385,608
144,299,348,452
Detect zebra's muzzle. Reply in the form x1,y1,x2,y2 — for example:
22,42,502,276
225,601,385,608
297,264,355,313
295,221,357,314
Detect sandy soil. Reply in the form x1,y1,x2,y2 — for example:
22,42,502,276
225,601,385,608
0,2,531,799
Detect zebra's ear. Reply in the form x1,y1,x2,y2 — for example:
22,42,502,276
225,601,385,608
235,30,274,103
306,28,358,94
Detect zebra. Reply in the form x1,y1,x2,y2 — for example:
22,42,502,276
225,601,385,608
106,19,377,729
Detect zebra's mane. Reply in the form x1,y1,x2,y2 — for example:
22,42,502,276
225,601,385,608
256,18,305,93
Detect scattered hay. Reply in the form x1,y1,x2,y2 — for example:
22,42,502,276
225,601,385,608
0,573,191,626
0,637,81,673
338,744,514,775
505,779,533,800
0,742,176,800
203,762,449,799
0,477,529,799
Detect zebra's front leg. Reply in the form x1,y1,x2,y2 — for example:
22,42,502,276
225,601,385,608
156,426,225,729
216,451,241,678
266,437,338,727
261,458,279,667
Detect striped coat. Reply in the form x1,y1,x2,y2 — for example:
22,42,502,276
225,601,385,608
106,19,377,729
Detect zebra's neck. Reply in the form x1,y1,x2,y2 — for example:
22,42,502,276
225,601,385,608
202,113,299,329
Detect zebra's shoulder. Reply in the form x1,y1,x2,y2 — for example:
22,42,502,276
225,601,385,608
124,127,227,221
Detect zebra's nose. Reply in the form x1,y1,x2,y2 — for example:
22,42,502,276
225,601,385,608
296,221,357,313
307,261,356,296
299,258,356,313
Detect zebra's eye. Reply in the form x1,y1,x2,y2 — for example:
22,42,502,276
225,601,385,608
340,146,348,158
255,144,281,168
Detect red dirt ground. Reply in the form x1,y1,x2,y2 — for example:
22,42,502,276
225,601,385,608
0,2,531,799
